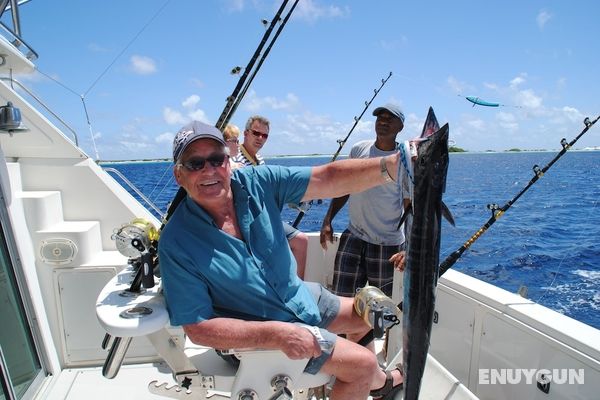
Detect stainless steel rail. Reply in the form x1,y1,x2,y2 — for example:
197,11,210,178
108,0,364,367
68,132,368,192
0,0,38,61
0,77,79,145
103,167,165,218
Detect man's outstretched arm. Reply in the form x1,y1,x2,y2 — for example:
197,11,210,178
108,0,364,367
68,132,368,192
303,154,399,201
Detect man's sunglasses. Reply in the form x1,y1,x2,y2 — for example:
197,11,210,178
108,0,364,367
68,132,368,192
178,153,227,171
249,129,269,139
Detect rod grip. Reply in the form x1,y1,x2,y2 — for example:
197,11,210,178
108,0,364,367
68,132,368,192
141,252,155,289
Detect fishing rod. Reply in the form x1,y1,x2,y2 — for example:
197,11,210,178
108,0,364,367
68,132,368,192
438,115,600,277
215,0,290,131
333,71,393,161
291,71,393,228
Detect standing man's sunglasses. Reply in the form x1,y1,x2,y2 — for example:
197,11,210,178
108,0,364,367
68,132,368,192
249,129,269,139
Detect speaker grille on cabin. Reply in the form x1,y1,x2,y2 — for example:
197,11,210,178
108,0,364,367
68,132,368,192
40,238,77,265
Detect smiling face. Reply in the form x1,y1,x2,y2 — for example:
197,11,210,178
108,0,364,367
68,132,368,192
174,138,232,208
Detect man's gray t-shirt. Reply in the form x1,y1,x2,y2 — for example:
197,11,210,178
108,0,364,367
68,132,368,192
346,140,409,246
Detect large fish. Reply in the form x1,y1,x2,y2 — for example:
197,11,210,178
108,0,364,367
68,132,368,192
397,107,453,230
402,123,450,399
399,106,440,202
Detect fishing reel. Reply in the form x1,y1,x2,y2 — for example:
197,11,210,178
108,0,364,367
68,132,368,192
112,218,159,258
112,218,160,290
354,286,401,338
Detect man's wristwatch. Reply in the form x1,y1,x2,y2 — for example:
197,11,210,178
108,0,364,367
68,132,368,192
380,156,394,183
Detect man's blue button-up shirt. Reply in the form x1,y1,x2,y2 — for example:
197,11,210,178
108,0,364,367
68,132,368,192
159,165,320,327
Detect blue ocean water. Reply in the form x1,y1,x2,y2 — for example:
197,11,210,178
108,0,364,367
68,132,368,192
104,151,600,329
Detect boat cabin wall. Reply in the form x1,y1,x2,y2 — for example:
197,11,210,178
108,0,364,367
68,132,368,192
0,81,162,372
0,81,85,160
387,266,600,399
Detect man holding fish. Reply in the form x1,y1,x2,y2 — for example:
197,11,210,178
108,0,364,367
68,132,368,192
319,103,409,301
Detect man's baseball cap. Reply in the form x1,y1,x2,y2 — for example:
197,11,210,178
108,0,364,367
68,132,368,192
172,121,226,161
372,103,405,125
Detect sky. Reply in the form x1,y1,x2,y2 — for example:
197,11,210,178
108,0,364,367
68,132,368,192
6,0,600,160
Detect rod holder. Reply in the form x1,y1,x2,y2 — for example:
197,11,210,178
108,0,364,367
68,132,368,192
102,336,132,379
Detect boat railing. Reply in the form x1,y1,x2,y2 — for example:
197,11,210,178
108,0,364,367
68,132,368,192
0,77,79,146
103,167,165,219
0,0,38,61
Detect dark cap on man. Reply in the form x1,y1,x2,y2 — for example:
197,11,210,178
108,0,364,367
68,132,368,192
372,103,405,125
172,121,226,161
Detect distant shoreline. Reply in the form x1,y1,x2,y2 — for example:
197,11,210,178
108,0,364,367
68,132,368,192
97,148,600,164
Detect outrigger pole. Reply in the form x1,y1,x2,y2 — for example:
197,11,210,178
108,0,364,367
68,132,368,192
221,0,300,130
215,0,294,130
291,71,393,228
161,1,295,227
439,115,600,276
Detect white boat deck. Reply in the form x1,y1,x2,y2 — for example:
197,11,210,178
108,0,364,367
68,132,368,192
44,362,173,400
42,353,478,400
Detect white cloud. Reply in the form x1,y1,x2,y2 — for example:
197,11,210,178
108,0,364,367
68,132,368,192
188,109,209,123
17,70,57,84
496,111,519,132
130,55,157,75
222,0,348,22
446,76,472,94
516,89,543,109
404,112,428,136
118,140,155,151
294,0,349,22
272,111,358,150
163,107,187,125
558,106,583,123
466,118,486,131
162,95,209,127
379,36,408,51
268,93,300,110
243,90,300,112
155,132,174,143
223,0,244,12
510,74,527,89
537,10,552,30
182,95,200,109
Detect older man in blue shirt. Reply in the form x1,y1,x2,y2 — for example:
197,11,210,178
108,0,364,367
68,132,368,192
159,121,403,400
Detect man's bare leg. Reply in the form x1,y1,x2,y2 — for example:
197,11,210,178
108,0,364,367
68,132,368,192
320,337,403,400
320,296,402,399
